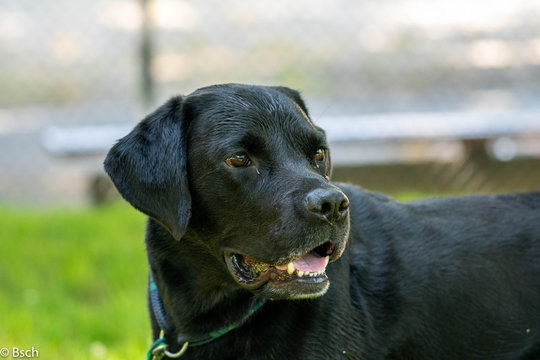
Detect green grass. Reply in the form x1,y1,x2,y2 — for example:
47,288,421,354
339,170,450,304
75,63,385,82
393,190,465,202
0,203,149,359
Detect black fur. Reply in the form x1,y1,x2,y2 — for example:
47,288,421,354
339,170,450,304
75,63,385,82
105,84,540,359
104,96,190,240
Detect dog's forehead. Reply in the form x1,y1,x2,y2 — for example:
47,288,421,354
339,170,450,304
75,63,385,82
189,88,323,144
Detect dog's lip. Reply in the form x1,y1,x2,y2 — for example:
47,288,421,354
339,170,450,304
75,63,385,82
224,241,338,289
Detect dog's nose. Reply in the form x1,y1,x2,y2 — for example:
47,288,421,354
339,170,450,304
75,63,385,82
305,188,349,224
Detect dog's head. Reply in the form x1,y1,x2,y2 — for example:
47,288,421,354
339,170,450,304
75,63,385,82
105,84,350,300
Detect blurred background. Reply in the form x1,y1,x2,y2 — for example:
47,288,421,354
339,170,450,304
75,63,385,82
1,0,539,358
1,0,540,205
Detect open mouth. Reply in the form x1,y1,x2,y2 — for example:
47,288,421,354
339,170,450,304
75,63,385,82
224,241,336,291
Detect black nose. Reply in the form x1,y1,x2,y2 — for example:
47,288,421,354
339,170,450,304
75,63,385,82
305,188,349,224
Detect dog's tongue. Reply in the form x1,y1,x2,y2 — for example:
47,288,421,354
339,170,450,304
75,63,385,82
292,252,327,272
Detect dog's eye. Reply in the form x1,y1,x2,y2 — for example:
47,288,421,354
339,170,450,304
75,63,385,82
225,153,251,168
314,148,326,162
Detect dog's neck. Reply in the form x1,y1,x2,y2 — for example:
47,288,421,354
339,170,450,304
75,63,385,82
146,219,262,341
149,272,265,351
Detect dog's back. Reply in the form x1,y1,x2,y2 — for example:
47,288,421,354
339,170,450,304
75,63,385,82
343,186,540,359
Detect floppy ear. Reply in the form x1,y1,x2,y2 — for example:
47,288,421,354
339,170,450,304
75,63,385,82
104,96,191,240
269,86,310,117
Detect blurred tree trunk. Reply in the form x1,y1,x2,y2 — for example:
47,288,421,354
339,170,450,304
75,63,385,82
140,0,154,107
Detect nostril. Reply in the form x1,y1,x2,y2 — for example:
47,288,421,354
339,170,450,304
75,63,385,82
338,198,349,214
320,202,332,216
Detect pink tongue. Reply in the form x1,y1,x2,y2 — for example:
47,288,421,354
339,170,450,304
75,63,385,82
292,252,327,272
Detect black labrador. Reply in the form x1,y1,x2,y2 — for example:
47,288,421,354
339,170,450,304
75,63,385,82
104,84,540,359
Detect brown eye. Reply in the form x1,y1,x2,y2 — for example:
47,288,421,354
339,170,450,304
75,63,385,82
225,154,251,167
315,148,326,162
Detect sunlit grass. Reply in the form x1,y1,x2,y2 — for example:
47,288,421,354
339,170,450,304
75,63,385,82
0,204,149,359
393,190,465,202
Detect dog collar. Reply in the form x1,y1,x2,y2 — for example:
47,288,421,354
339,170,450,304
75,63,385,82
147,274,266,359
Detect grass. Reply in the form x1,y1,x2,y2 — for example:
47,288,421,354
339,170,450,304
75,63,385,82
0,192,441,359
0,203,149,359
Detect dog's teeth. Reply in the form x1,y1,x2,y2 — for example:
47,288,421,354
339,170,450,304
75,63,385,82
287,262,295,275
284,258,329,277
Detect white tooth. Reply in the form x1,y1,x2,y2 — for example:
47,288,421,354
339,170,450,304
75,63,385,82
310,273,315,277
297,271,304,277
324,256,329,267
287,262,295,275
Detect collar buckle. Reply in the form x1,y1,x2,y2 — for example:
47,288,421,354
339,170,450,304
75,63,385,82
148,330,189,360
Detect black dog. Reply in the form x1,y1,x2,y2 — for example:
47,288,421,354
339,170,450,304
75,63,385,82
105,84,540,359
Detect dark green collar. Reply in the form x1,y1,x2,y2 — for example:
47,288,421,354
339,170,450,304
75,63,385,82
147,274,266,359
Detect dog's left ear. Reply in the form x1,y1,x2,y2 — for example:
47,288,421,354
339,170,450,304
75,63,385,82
270,86,310,117
104,96,191,241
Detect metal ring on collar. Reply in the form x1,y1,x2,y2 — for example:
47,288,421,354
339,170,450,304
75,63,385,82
164,342,189,358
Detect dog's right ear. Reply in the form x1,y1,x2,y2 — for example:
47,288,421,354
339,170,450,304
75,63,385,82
104,96,191,241
269,86,310,117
